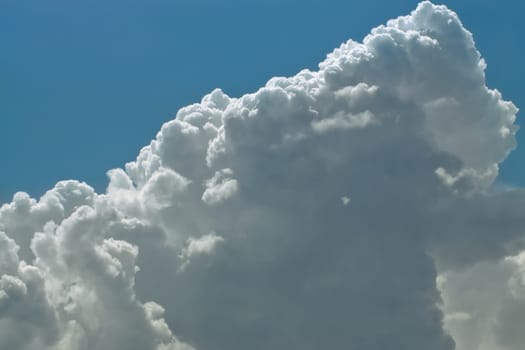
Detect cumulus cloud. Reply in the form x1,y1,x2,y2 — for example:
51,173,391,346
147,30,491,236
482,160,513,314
201,168,238,205
438,253,525,350
0,2,523,349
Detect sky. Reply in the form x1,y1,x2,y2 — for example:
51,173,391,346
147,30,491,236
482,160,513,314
2,2,525,350
1,0,523,202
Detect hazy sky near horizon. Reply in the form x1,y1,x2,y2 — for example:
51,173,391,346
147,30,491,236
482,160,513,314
1,0,523,202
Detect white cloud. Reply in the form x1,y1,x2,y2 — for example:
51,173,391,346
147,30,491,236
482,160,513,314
311,110,377,133
178,233,224,271
0,2,523,349
341,196,351,206
201,169,238,205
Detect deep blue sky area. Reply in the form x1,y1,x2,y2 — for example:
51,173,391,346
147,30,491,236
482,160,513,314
1,0,523,203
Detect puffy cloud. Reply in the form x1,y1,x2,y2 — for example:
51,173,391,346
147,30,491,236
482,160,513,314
201,168,238,205
178,233,224,271
0,186,192,350
438,252,525,350
0,1,523,350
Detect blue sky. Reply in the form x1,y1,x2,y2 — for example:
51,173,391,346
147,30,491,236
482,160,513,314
1,0,523,202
